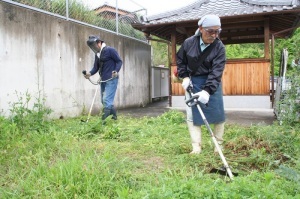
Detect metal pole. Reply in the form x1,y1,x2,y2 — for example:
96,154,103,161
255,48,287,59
271,34,275,107
116,0,119,34
195,102,234,180
66,0,69,20
86,86,99,123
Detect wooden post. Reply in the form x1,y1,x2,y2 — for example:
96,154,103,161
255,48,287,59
264,18,270,59
171,30,177,65
170,30,177,107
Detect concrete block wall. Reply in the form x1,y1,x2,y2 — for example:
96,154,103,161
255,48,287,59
0,2,151,118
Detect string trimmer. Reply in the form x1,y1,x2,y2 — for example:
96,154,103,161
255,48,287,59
81,70,100,123
185,86,238,181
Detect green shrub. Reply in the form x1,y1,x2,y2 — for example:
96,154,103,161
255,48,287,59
8,90,52,133
276,48,300,126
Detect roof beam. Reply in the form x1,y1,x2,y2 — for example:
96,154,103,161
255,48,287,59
175,27,188,35
222,21,264,29
223,38,264,45
221,29,264,37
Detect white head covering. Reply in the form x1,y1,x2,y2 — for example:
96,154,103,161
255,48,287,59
195,14,221,35
198,14,221,27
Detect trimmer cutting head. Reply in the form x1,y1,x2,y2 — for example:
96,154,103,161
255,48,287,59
185,88,238,180
210,166,239,177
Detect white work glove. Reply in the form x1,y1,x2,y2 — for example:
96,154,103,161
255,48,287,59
181,77,190,90
112,71,118,78
194,90,210,104
84,72,91,79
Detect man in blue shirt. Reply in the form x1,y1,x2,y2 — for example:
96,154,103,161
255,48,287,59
84,35,122,121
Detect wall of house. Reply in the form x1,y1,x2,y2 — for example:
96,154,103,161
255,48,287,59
0,2,151,118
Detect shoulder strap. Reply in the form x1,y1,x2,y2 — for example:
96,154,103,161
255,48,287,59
190,39,218,76
199,39,218,65
98,47,106,76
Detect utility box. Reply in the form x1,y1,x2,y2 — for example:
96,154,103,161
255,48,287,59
151,66,169,98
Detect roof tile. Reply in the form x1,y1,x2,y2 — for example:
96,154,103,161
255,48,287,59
144,0,300,25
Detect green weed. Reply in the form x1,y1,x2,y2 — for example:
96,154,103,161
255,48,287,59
1,107,300,198
7,90,52,133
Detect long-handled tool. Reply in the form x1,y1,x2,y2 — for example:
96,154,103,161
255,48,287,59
81,86,99,123
82,70,99,85
185,87,238,181
81,70,100,123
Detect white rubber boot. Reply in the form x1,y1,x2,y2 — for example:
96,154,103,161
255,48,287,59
214,122,225,153
187,121,201,154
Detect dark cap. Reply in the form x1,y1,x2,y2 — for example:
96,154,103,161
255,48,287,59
88,35,104,43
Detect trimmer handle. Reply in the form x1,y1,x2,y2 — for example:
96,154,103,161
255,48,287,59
185,95,199,107
82,70,87,75
186,87,208,107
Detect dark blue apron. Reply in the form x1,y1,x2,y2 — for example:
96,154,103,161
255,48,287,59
191,76,225,125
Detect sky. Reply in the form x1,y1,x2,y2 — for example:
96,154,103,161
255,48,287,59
85,0,197,16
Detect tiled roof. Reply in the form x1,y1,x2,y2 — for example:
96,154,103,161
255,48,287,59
132,0,300,44
145,0,300,25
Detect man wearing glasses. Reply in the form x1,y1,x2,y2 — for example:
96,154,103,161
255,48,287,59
176,15,226,154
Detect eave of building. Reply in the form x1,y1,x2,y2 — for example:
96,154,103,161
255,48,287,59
131,0,300,45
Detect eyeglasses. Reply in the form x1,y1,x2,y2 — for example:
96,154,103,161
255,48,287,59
204,28,222,35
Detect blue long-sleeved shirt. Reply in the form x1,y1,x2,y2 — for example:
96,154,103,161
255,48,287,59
90,46,122,81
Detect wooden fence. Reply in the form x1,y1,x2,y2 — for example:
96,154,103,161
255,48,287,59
171,59,270,96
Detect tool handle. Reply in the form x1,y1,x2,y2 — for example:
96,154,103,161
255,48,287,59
185,95,199,107
185,89,208,107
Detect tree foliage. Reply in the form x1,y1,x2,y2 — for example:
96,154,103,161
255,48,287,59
273,28,300,77
151,39,170,67
225,28,300,76
226,43,265,59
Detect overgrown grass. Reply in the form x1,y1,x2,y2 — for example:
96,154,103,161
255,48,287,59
1,105,300,198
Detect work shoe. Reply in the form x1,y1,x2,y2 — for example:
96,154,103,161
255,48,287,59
110,107,117,120
102,108,111,120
